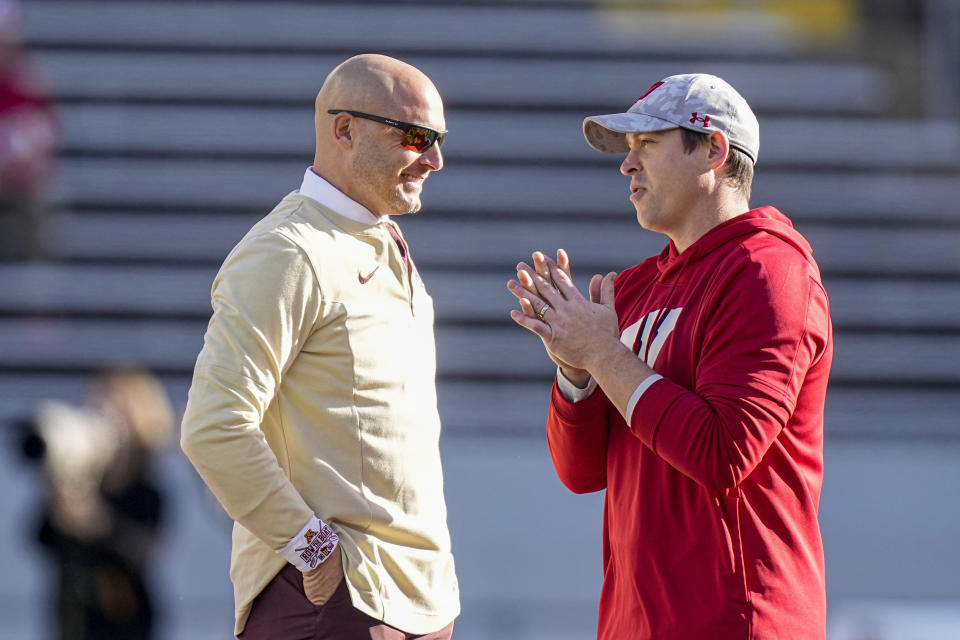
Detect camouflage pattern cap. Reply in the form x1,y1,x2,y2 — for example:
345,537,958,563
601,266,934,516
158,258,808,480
583,73,760,164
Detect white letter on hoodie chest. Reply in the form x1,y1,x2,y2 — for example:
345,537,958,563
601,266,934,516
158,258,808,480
619,307,683,368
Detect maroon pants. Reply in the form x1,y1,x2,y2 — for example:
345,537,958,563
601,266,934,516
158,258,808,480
238,564,455,640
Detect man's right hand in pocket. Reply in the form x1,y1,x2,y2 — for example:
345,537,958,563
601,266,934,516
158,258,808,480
303,547,344,605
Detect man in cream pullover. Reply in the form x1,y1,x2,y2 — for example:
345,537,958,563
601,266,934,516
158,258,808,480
181,54,459,639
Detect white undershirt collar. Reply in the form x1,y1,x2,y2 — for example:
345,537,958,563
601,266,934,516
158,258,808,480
298,168,386,225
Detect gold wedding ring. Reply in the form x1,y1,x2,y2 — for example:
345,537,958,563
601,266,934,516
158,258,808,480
535,304,551,321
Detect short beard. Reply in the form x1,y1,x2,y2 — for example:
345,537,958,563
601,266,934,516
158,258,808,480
351,142,421,215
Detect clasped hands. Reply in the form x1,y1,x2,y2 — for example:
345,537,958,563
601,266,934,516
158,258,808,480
507,249,619,385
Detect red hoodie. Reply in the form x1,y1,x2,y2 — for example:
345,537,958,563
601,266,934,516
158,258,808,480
547,207,832,639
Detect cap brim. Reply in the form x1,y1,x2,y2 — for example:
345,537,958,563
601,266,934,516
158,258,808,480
583,113,678,153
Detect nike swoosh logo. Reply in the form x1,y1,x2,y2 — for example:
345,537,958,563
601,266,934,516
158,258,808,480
358,266,380,284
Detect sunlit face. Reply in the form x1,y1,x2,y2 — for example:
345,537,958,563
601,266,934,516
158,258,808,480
350,95,445,216
620,129,706,238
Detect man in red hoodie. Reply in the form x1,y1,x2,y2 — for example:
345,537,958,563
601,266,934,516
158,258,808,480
507,73,832,639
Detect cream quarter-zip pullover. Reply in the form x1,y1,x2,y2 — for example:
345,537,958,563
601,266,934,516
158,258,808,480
181,176,459,636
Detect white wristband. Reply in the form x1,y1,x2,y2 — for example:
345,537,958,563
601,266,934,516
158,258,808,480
279,515,339,572
626,374,663,425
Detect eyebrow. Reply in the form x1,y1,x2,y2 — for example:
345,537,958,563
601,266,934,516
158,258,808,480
627,132,662,144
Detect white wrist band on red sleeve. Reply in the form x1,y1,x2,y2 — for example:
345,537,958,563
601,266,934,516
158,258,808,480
626,374,663,425
280,515,339,572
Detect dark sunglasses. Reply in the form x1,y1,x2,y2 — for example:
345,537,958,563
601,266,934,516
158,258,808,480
327,109,447,153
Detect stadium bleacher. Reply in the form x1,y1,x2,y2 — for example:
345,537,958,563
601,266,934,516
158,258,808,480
2,1,959,639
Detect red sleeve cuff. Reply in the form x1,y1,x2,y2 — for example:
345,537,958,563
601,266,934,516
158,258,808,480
551,378,609,426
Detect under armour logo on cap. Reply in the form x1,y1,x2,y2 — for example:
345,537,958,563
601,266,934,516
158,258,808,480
690,112,711,128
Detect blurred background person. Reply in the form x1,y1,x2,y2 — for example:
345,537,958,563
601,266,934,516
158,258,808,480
19,366,175,640
0,0,56,261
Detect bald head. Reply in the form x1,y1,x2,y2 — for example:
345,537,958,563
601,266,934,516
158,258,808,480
317,54,439,120
314,55,444,158
311,54,446,217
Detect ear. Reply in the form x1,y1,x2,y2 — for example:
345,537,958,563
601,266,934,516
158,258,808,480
706,130,730,172
331,113,354,149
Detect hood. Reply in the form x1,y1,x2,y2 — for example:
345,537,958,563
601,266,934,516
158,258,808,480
655,206,814,280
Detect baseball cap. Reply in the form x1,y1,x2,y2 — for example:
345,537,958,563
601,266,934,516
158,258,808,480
583,73,760,164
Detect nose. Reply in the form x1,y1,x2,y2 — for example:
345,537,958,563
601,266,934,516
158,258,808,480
620,149,641,176
421,141,443,171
